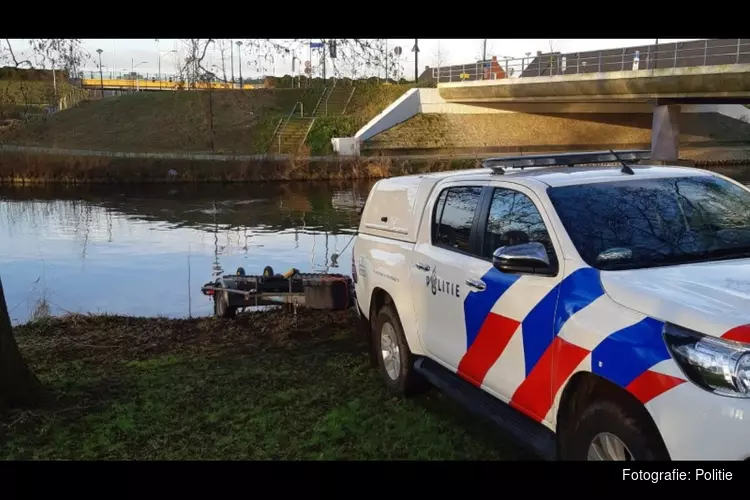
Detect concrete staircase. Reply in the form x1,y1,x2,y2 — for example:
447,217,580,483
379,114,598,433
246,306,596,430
314,83,356,117
265,84,353,155
268,116,315,155
299,87,324,117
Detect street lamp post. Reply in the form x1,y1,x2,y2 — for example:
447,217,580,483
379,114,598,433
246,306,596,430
230,39,235,85
131,59,148,92
96,49,104,99
51,57,58,101
236,41,243,89
158,50,177,89
292,54,300,87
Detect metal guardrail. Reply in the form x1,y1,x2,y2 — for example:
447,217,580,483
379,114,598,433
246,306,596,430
275,101,305,153
311,86,328,116
80,78,256,91
323,78,337,116
432,39,750,84
77,70,254,85
342,86,356,115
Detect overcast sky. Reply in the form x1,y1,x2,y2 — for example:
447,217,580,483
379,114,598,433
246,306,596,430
8,39,698,79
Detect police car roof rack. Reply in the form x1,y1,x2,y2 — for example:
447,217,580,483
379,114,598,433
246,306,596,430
482,149,651,176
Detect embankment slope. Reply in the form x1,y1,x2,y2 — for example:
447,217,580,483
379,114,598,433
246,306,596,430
363,112,750,156
0,84,414,155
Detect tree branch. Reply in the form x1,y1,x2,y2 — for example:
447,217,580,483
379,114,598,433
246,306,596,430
4,39,32,68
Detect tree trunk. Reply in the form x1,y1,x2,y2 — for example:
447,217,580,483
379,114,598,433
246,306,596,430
0,277,50,410
207,90,216,152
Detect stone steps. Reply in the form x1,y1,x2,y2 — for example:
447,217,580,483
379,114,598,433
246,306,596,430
269,117,315,155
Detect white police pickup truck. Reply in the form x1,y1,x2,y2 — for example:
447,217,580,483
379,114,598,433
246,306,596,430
352,150,750,461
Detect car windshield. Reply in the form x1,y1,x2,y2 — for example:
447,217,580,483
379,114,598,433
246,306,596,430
547,175,750,271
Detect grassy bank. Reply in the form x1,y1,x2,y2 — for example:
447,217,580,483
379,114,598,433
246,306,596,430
3,146,750,184
1,310,528,460
0,85,415,155
363,112,750,154
0,80,88,113
0,152,479,183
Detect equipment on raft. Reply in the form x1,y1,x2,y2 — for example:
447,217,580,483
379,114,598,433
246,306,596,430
201,265,353,318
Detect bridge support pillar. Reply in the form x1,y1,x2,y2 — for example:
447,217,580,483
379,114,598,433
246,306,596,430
651,104,680,161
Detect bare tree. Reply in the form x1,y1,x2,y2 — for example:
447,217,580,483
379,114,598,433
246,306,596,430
176,40,219,148
321,39,393,80
433,42,450,68
187,39,395,83
178,39,215,89
2,39,88,75
430,42,450,82
0,40,88,410
215,39,230,83
0,277,50,410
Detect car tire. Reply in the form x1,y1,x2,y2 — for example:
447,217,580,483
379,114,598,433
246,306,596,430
562,400,669,461
372,303,429,397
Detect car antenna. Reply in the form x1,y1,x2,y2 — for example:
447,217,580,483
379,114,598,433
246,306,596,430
610,149,635,175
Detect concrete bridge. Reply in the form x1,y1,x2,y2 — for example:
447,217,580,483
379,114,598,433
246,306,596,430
335,39,750,161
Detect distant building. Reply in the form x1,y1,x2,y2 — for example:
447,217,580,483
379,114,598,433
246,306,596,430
482,56,508,79
420,56,508,85
418,66,437,86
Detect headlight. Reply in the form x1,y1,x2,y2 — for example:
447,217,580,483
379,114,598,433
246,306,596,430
663,323,750,398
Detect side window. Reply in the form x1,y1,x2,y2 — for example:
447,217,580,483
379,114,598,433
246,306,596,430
433,186,483,253
483,188,556,261
431,189,448,243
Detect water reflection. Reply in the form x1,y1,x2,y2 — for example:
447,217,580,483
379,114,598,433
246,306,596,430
0,182,374,324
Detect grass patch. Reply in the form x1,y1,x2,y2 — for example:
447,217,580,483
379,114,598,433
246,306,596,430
2,310,530,460
0,90,302,154
0,153,484,183
0,84,414,157
306,116,363,155
0,80,87,107
347,84,415,121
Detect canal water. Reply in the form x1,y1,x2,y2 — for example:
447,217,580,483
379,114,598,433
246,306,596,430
0,181,375,324
3,171,750,325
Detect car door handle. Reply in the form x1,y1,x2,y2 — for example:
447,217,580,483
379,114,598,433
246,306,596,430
415,262,431,272
465,279,486,291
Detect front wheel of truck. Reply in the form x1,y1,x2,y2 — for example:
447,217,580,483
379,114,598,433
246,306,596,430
563,399,670,461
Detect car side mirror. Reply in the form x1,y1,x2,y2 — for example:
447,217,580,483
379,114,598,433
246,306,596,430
493,242,552,275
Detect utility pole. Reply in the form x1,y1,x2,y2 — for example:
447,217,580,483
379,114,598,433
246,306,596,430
483,39,487,61
322,39,327,81
385,39,388,81
230,39,235,86
414,38,419,82
237,41,243,88
221,41,227,82
157,50,175,90
96,49,104,99
157,46,161,88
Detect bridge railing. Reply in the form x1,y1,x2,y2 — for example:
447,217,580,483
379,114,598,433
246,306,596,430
432,39,750,84
79,70,181,81
76,70,255,88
